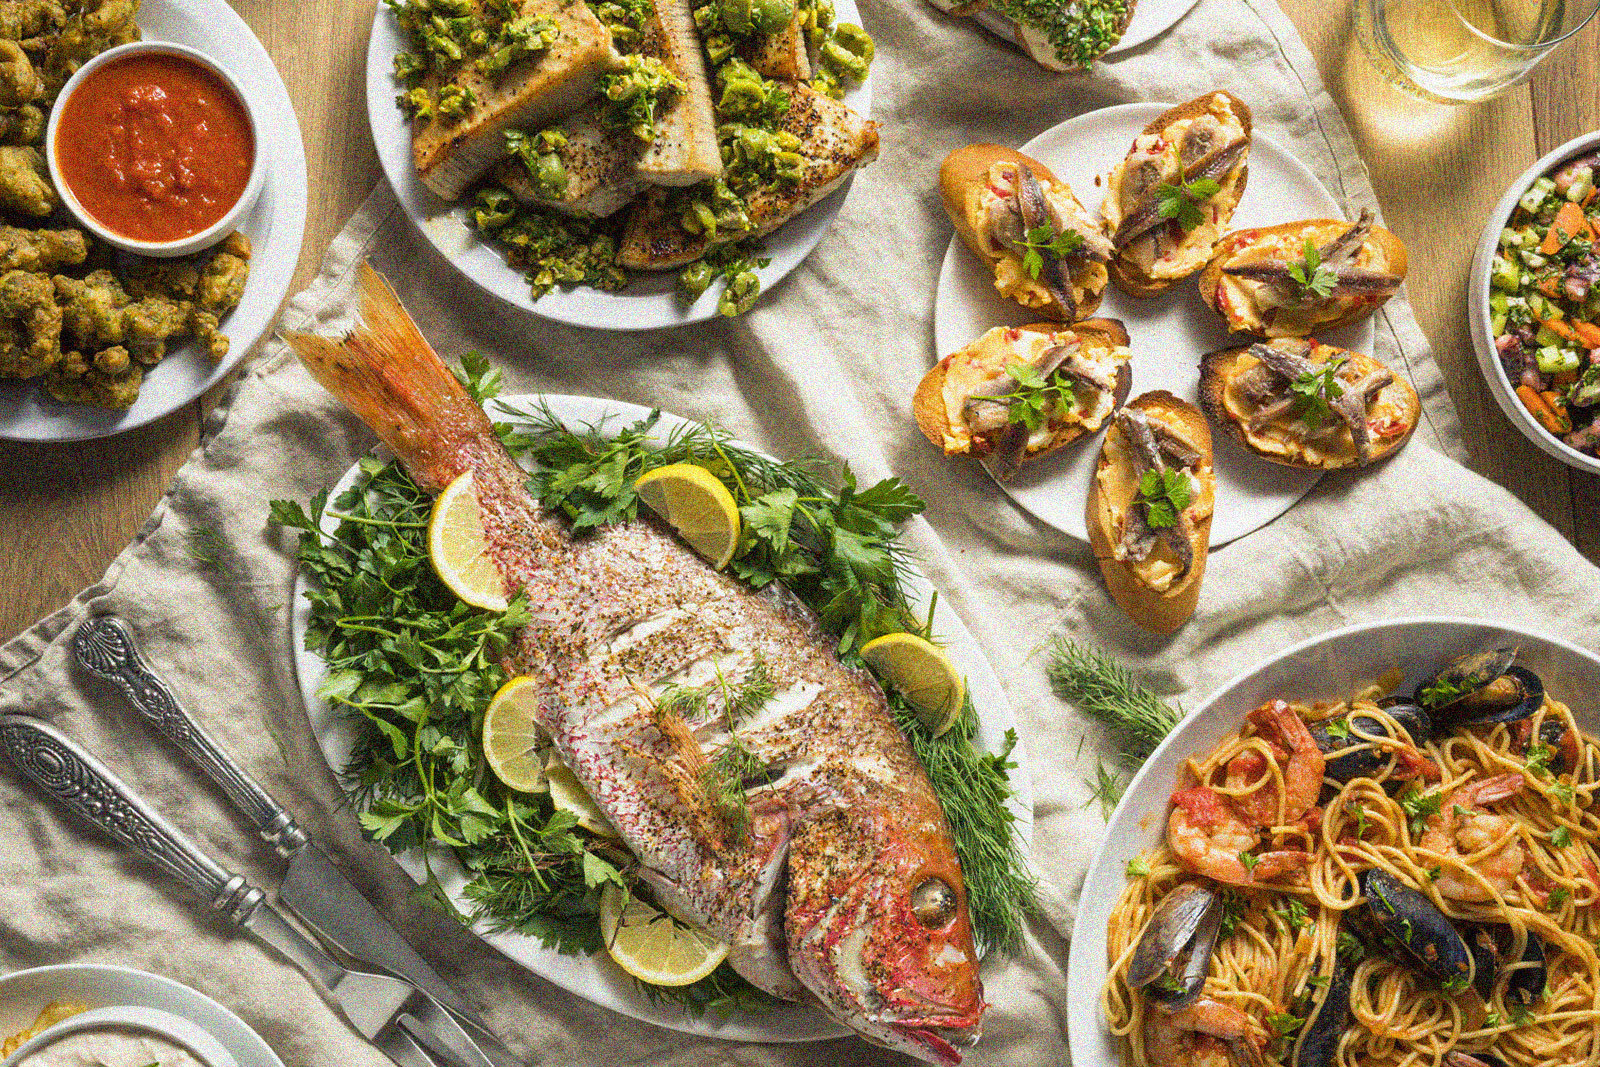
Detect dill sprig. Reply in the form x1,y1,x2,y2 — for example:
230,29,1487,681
1043,637,1183,760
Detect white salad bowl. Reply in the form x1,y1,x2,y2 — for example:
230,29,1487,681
0,1005,237,1067
1064,615,1600,1067
1467,129,1600,477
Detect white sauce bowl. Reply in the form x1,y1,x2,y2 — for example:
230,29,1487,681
0,1005,237,1067
1466,129,1600,477
45,40,267,258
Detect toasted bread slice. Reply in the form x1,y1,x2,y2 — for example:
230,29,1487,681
741,8,812,80
1087,391,1214,634
1101,91,1252,298
635,0,722,185
1198,217,1408,337
617,82,879,269
411,0,619,201
1198,338,1419,469
492,102,647,218
939,143,1111,322
913,319,1132,479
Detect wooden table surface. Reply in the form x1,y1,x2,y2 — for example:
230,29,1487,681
0,0,1594,642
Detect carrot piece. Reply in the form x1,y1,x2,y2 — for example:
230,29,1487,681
1574,321,1600,348
1554,370,1579,389
1542,202,1592,254
1539,277,1563,298
1543,317,1578,342
1586,188,1598,208
1519,384,1571,434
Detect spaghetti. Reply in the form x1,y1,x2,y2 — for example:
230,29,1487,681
1102,651,1600,1067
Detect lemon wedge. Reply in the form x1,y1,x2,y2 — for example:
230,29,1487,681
546,762,620,838
427,471,509,611
482,676,548,793
860,632,966,738
599,883,729,986
634,463,741,570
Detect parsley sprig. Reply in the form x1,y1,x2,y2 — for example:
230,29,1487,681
1137,468,1191,529
1289,356,1348,429
1017,223,1084,281
1399,786,1442,837
986,360,1083,432
1288,238,1338,299
1155,178,1221,231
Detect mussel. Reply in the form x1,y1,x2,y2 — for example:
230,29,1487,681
1289,957,1354,1067
1127,882,1222,1011
1525,717,1582,776
1309,704,1434,781
1347,869,1473,988
1478,927,1548,1008
1414,649,1544,728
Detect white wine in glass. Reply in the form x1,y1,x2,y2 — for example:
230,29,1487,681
1356,0,1598,103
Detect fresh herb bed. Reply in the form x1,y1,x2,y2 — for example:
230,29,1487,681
273,361,1033,1015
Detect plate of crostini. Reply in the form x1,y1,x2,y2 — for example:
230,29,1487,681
929,98,1410,551
366,0,876,331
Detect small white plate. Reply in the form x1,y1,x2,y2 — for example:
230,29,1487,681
1064,616,1600,1067
0,0,309,443
365,12,872,331
289,393,1033,1042
0,964,283,1067
933,103,1376,546
1467,130,1600,477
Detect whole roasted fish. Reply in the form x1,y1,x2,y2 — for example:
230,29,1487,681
285,266,985,1064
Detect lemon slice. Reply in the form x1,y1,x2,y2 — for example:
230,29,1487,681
482,676,548,793
861,632,966,737
599,883,729,986
634,464,741,570
427,471,509,611
546,762,620,838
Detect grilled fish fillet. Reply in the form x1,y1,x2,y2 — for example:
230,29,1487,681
412,0,619,201
286,266,986,1066
492,103,647,218
617,81,880,269
742,8,812,80
635,0,722,184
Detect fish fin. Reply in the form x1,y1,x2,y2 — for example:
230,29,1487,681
282,263,499,493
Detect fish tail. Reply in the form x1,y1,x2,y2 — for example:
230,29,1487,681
282,263,501,494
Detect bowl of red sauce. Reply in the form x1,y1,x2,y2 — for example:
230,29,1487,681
47,41,263,257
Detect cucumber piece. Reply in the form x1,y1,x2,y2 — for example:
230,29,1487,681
1491,256,1521,291
1521,250,1548,269
1536,326,1563,347
1490,292,1509,315
1537,346,1581,374
1492,312,1508,335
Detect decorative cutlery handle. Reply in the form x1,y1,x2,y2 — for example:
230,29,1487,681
72,616,308,856
0,714,265,925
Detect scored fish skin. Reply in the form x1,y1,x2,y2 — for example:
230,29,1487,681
741,7,812,80
285,266,987,1066
635,0,723,185
617,81,881,269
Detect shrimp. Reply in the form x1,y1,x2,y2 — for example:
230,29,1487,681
1168,786,1313,886
1142,996,1264,1067
1224,700,1325,827
1419,773,1527,902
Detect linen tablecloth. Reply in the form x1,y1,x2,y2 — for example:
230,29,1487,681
5,0,1600,1063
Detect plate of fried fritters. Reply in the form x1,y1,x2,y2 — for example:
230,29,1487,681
0,0,307,441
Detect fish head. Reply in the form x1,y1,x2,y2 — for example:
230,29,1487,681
786,805,985,1065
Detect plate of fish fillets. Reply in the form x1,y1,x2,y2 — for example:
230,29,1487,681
288,273,1032,1052
365,0,876,330
933,102,1381,547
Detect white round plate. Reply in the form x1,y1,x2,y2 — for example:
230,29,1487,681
0,964,284,1067
1110,0,1201,54
0,0,309,442
933,103,1376,546
1467,130,1600,477
365,14,872,331
1065,616,1600,1067
290,393,1033,1042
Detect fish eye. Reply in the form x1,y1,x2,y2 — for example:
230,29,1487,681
912,877,957,927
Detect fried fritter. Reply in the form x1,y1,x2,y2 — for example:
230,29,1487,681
0,144,53,216
36,0,135,93
43,347,140,407
0,102,41,144
197,251,247,313
0,0,67,42
0,266,61,377
0,224,85,271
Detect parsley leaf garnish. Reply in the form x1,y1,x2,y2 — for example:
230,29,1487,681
1400,786,1442,837
1324,716,1352,740
1553,824,1573,848
1155,178,1222,231
1549,885,1571,908
1137,468,1192,529
1238,849,1261,872
989,359,1087,432
1126,856,1151,878
1017,222,1084,280
1289,356,1347,430
1287,238,1338,299
1217,889,1248,938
